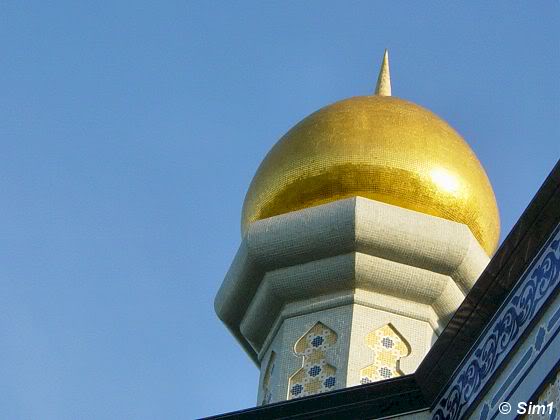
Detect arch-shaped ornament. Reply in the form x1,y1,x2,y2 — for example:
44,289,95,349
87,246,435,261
288,322,338,399
360,324,410,383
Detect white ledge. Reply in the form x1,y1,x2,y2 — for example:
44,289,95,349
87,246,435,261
214,197,489,364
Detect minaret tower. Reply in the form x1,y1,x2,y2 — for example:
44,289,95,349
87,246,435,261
215,51,500,405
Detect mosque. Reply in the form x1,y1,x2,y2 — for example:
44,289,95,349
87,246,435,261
211,52,560,419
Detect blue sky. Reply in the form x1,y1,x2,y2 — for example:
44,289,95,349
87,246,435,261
1,2,559,419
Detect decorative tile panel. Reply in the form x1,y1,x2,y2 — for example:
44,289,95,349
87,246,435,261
288,322,337,399
360,324,410,383
433,224,560,420
475,299,560,419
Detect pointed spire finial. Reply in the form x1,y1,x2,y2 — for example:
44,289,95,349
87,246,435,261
375,49,391,96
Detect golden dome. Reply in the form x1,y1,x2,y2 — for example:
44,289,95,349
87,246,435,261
241,52,500,255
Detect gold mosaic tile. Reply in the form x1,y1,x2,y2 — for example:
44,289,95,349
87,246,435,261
241,95,500,255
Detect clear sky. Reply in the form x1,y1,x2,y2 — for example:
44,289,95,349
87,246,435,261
1,2,559,419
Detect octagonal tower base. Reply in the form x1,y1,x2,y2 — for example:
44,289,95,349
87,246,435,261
215,197,490,405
